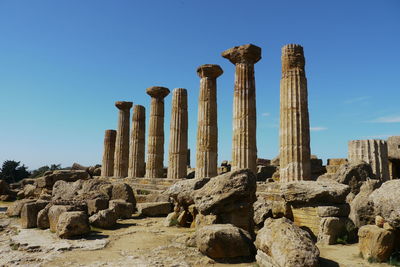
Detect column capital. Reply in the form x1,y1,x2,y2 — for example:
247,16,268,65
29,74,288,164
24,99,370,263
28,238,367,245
222,44,261,64
197,64,223,79
281,44,305,71
146,86,170,99
115,101,133,110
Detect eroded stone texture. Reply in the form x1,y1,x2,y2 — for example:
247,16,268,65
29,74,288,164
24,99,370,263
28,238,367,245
195,64,223,179
279,44,311,182
114,101,133,178
387,136,400,179
167,88,188,179
145,86,170,178
128,105,146,178
101,130,116,177
348,139,389,181
222,44,261,174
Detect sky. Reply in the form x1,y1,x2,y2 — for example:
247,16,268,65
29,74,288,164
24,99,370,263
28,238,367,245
0,0,399,170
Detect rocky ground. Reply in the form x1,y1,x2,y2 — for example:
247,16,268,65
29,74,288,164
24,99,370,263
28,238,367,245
0,202,392,267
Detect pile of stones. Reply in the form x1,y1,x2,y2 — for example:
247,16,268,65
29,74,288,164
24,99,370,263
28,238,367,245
6,170,137,238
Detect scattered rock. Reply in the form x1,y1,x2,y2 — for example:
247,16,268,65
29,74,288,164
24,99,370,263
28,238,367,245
109,199,134,219
36,170,90,189
20,201,49,228
87,198,109,216
164,212,180,227
111,183,136,205
255,217,319,267
318,217,357,245
196,224,255,260
328,161,374,195
253,197,272,228
349,179,381,228
48,205,74,232
137,202,172,217
56,211,90,239
37,204,51,229
369,179,400,228
6,199,36,217
280,181,350,205
358,225,395,262
164,177,210,209
194,169,256,232
89,208,118,229
317,204,350,217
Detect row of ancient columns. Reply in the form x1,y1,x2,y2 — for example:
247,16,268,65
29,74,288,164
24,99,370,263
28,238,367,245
101,43,314,181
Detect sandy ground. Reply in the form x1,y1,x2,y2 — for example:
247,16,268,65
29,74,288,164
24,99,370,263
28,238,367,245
0,201,393,267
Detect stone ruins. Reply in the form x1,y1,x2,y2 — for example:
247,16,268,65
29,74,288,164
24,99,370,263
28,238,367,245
2,43,399,267
145,86,170,179
167,88,188,179
195,64,222,179
222,44,260,174
279,44,311,182
348,139,390,181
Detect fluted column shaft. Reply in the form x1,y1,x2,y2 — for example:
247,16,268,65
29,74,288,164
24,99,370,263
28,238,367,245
279,44,311,182
167,88,188,179
114,101,133,178
348,139,390,181
145,86,170,178
195,64,223,178
128,105,146,178
101,129,116,177
222,44,261,174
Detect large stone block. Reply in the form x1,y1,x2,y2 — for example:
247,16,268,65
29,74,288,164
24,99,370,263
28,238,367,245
369,180,400,228
358,225,395,262
56,211,90,239
255,218,319,267
137,202,172,217
20,201,49,228
195,224,255,260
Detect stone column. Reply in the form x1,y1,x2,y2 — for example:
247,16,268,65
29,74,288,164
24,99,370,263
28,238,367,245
195,64,223,178
167,88,188,179
348,139,390,181
222,44,261,174
113,101,133,178
145,86,170,178
128,105,146,178
279,44,311,182
101,129,116,177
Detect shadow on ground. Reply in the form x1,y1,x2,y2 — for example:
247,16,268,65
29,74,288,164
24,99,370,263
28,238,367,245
319,257,340,267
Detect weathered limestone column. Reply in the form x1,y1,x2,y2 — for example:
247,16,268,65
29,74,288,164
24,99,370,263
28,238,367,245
101,129,116,177
167,88,188,179
348,139,390,181
279,44,311,182
114,101,133,178
222,44,261,174
145,86,170,178
195,64,223,178
128,105,146,178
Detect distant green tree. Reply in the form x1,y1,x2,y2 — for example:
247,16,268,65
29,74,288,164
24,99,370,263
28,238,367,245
30,164,61,178
0,160,30,183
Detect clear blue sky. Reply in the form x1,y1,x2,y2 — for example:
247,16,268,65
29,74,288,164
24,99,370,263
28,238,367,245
0,0,399,170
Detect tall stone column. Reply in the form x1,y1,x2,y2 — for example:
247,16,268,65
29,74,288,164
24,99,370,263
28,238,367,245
114,101,133,178
145,86,170,178
348,139,390,181
195,64,223,178
128,105,146,178
279,44,311,182
101,129,116,177
167,88,188,179
222,44,261,174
